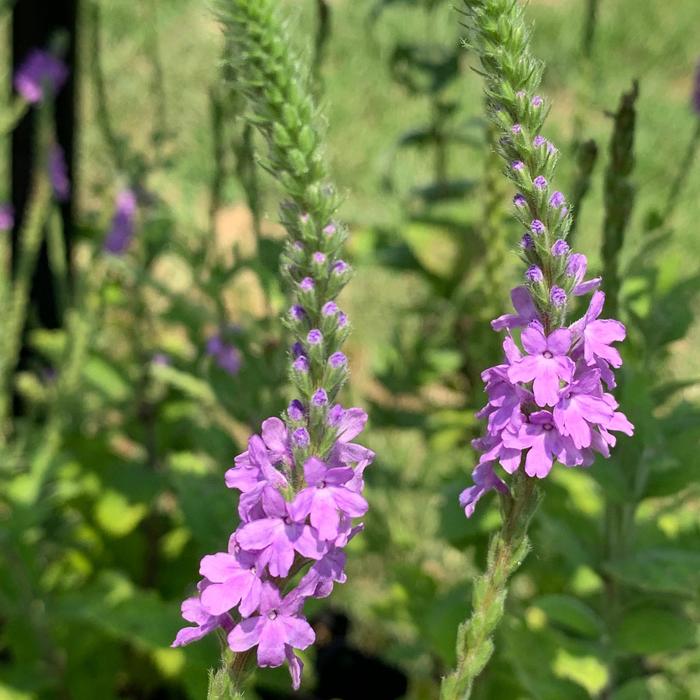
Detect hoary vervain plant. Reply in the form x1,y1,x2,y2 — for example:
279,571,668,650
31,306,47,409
173,0,374,694
442,1,634,697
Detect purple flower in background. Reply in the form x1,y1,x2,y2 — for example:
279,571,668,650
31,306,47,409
0,204,13,231
152,353,170,366
227,584,314,688
49,145,70,202
14,49,68,103
206,333,243,375
104,189,137,254
508,322,574,407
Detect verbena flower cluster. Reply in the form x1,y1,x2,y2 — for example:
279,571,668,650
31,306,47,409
460,90,634,517
173,213,373,688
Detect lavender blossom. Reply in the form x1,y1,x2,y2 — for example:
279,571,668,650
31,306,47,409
14,49,68,103
206,333,243,376
0,204,13,232
103,189,137,255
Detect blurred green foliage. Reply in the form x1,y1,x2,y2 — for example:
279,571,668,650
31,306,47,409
1,0,700,698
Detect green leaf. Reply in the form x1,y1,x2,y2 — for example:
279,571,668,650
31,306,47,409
151,363,216,403
94,489,148,537
605,549,700,596
83,356,131,402
532,595,604,638
613,607,696,655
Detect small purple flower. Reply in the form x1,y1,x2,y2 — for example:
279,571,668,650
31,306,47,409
199,550,262,617
103,189,137,255
337,312,348,328
533,176,548,190
323,223,336,235
300,213,310,224
206,334,242,376
293,355,310,373
551,239,569,256
292,428,310,447
152,353,170,366
49,145,70,202
288,400,305,421
520,233,534,250
508,321,575,407
329,352,347,368
550,286,567,308
459,462,508,518
531,95,543,108
513,193,527,208
571,291,626,369
322,301,338,316
292,342,304,358
307,329,323,345
290,305,306,321
14,49,68,103
533,135,546,148
0,204,14,231
549,191,566,209
227,584,314,689
530,219,545,235
289,457,368,540
546,141,558,155
511,124,522,134
526,265,544,283
313,251,326,264
299,277,315,291
566,253,601,295
172,589,233,648
332,260,349,275
312,389,329,406
492,286,539,331
512,160,525,172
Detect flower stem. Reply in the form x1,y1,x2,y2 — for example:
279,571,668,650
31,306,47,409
441,473,541,699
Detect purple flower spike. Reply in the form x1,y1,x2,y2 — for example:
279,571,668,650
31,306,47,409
530,219,545,235
300,277,315,291
533,176,548,190
307,329,323,345
14,49,68,103
533,135,546,147
49,145,70,202
104,189,137,255
550,286,567,308
513,193,527,208
526,265,544,283
0,204,14,232
549,191,566,209
512,160,525,172
551,239,569,256
329,352,347,368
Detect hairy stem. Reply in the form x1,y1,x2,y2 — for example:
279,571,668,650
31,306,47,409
441,473,541,699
